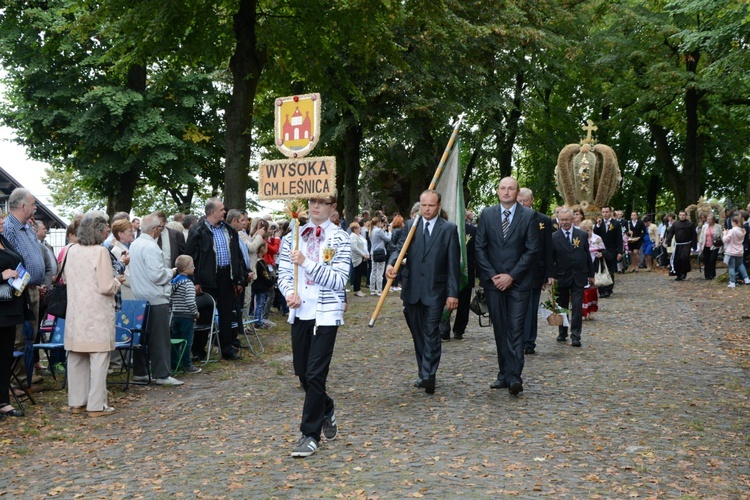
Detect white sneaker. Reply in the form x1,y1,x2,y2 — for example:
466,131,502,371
728,283,736,288
354,291,365,297
132,375,150,383
263,319,277,327
155,376,184,386
745,278,750,284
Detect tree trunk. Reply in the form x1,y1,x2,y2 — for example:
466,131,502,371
105,64,146,214
650,122,685,209
497,71,524,178
646,173,659,218
683,49,705,206
107,170,138,215
343,115,362,223
224,0,267,211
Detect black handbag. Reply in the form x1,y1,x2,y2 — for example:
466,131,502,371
43,245,74,318
372,248,387,263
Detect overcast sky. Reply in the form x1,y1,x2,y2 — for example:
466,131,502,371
0,125,58,212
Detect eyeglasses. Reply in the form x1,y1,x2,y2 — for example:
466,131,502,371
157,224,166,229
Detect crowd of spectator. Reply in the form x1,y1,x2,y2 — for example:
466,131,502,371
1,183,748,420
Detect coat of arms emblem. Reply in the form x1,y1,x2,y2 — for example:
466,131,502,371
275,93,321,158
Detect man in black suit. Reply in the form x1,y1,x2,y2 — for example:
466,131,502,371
386,190,460,394
517,188,553,355
155,211,186,269
475,177,538,395
548,208,594,347
593,206,622,297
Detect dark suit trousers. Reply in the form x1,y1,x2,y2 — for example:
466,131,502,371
557,284,583,341
439,270,475,337
486,287,529,384
203,267,236,357
453,270,475,335
523,286,543,349
403,301,443,381
291,319,336,441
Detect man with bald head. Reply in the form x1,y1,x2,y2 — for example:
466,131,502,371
475,177,538,395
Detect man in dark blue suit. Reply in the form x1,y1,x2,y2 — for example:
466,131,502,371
548,208,595,347
475,177,538,395
387,190,460,394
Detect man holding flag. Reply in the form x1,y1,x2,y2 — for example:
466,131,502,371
386,189,460,395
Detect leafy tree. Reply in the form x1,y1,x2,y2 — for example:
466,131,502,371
0,0,226,214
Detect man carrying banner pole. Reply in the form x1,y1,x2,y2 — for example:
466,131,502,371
386,189,460,395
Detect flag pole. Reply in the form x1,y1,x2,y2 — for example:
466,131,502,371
368,115,464,327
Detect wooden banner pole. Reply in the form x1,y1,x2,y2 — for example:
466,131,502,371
368,115,464,327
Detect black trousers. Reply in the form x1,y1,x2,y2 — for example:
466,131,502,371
556,284,584,342
291,319,336,441
204,267,237,357
352,261,367,292
703,248,719,279
485,286,529,385
439,270,475,338
523,285,543,349
0,325,15,407
403,300,443,381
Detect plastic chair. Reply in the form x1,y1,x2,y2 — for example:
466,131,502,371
114,300,151,389
33,317,67,389
10,351,34,412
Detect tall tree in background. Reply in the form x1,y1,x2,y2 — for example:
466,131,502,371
0,1,225,214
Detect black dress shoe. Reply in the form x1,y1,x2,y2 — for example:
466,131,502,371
675,275,684,281
0,405,23,417
571,339,582,347
524,347,536,354
556,335,567,342
453,333,463,340
490,378,508,389
222,352,242,361
508,381,523,395
424,378,435,394
441,335,451,342
413,379,425,388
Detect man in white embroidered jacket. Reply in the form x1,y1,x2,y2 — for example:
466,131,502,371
277,193,351,458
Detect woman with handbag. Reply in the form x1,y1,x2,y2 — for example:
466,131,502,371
698,213,723,280
581,220,604,319
0,213,32,419
63,211,123,417
368,217,391,297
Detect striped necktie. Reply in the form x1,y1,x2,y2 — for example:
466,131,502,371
502,210,511,237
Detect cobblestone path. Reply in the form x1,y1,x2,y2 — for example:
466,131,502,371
2,270,749,498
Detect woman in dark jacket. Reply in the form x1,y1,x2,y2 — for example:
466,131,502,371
0,213,30,419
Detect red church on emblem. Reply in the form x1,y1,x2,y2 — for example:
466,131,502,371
283,107,312,142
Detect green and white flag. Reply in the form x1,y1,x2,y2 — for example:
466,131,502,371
434,139,468,294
